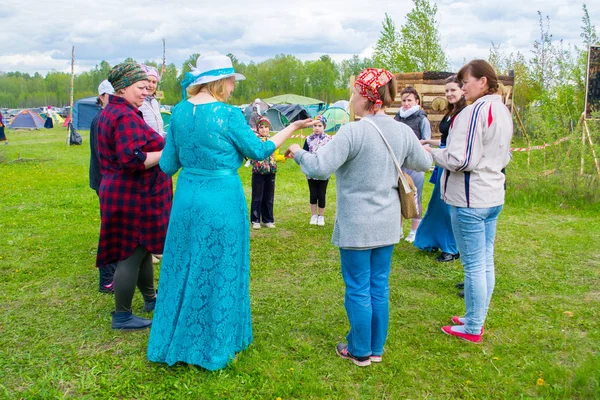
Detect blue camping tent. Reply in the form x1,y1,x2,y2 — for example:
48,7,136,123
304,104,326,117
264,108,288,131
272,104,311,123
73,97,101,130
8,110,45,129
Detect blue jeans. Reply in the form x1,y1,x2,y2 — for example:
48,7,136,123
450,205,503,334
340,245,394,357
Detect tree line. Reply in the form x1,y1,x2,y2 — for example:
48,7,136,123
0,0,597,130
0,0,446,108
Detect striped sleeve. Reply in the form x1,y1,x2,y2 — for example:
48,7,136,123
430,102,486,172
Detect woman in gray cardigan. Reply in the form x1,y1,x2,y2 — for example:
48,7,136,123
286,69,432,366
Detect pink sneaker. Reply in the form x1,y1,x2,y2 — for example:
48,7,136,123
441,325,482,343
335,343,371,367
450,316,485,335
370,355,382,363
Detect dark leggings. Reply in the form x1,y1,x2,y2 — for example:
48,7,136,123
114,245,155,313
308,179,329,208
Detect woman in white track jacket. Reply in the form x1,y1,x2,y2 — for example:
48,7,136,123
425,59,513,344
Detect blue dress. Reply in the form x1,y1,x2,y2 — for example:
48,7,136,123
414,113,458,255
147,101,275,370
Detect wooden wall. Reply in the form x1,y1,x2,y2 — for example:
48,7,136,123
351,71,515,138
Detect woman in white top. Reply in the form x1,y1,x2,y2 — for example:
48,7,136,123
425,59,513,344
139,64,165,137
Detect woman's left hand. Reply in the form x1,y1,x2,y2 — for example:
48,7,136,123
422,144,432,153
285,144,301,158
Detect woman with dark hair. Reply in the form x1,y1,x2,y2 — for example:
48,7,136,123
97,62,172,331
423,60,513,343
286,68,432,366
415,75,466,263
394,87,432,243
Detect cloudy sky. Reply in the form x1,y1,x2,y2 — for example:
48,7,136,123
3,0,598,74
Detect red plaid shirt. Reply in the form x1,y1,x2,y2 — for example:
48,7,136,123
96,95,172,267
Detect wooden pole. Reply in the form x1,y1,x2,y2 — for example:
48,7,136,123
578,112,585,175
161,38,166,76
349,75,356,122
583,119,600,180
513,106,531,167
68,46,74,146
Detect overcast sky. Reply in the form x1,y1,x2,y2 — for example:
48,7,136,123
2,0,598,75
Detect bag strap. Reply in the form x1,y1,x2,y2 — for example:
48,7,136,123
362,117,413,193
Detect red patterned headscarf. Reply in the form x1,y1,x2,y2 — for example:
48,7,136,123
354,68,394,112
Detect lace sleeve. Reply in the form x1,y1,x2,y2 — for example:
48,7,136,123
159,124,181,176
226,108,275,160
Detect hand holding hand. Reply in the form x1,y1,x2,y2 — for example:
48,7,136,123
285,144,301,158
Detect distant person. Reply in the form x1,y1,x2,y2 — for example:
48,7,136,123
44,106,54,129
249,105,261,131
97,62,172,331
250,116,278,229
302,115,331,226
285,68,432,367
394,87,432,243
147,54,313,370
415,75,466,263
139,64,165,137
424,60,513,343
0,110,7,144
90,79,116,293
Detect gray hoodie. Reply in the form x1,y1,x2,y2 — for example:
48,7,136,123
294,114,432,248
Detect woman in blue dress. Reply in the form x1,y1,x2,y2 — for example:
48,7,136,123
414,76,466,262
147,55,313,370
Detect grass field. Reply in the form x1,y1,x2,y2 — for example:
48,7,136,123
0,126,599,399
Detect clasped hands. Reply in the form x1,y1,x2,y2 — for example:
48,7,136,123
420,139,432,153
284,118,315,159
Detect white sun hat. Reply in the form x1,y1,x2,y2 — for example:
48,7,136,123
182,54,245,93
98,80,115,95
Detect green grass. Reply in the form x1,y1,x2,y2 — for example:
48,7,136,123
0,127,599,399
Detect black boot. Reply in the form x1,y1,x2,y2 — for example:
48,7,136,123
98,263,117,293
142,297,156,313
435,252,460,262
111,311,152,331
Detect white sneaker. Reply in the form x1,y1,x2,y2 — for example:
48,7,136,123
263,222,276,228
317,216,325,226
405,230,416,243
310,215,318,225
252,222,261,230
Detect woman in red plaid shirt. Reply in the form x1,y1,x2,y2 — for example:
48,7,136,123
97,62,172,331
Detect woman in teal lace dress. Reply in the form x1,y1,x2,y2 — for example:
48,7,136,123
147,55,313,370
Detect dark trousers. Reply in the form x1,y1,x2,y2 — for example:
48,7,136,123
114,245,155,313
308,179,329,208
95,190,117,290
251,173,276,223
